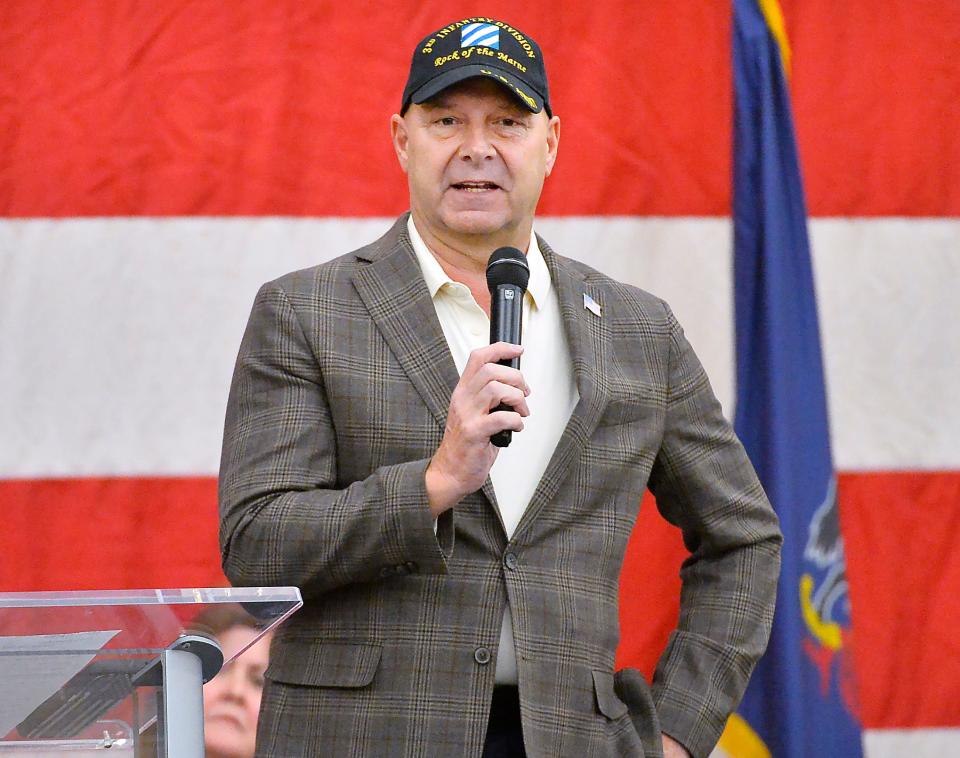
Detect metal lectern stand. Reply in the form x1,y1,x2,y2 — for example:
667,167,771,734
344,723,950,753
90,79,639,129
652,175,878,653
0,587,302,757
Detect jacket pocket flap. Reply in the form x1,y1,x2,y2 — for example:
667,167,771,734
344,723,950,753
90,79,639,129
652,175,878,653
266,641,382,688
592,670,629,719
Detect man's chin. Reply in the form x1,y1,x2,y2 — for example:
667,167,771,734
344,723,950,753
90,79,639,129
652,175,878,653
440,210,514,238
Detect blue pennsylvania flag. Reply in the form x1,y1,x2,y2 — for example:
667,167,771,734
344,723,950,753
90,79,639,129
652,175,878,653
725,1,864,756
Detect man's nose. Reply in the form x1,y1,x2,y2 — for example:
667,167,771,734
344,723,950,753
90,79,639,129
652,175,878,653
458,123,495,162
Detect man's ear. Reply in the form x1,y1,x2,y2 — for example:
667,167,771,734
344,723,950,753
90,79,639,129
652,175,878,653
544,115,560,177
390,114,409,173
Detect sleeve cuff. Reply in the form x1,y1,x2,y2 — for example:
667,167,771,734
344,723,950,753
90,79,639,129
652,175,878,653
651,630,752,758
378,458,455,576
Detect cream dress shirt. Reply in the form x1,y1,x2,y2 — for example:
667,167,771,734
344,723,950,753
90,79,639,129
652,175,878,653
408,215,579,684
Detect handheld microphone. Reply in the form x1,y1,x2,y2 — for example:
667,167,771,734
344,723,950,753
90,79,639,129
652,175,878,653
486,247,530,448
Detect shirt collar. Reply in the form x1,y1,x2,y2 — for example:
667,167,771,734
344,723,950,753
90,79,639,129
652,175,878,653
407,215,550,309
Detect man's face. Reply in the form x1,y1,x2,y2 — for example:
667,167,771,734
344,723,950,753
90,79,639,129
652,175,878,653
391,78,559,246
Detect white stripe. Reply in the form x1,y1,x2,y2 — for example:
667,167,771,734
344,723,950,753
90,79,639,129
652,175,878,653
709,728,960,757
863,728,960,758
540,216,960,470
1,216,958,476
809,218,960,471
0,217,394,477
462,24,497,47
537,216,736,412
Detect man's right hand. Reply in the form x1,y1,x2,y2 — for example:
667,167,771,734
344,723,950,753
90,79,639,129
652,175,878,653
425,342,530,517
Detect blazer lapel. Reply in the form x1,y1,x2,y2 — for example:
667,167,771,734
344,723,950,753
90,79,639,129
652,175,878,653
512,240,611,542
351,216,503,517
351,217,459,431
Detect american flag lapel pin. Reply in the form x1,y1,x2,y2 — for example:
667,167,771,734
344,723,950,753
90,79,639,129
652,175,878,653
583,292,602,317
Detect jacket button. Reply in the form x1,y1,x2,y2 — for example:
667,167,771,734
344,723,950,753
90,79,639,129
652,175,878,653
474,647,491,665
504,552,519,571
379,566,394,578
405,561,419,573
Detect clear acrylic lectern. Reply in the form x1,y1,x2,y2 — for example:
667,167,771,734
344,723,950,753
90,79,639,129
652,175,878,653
0,587,302,757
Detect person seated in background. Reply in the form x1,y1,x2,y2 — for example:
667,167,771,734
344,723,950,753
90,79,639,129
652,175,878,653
190,606,271,758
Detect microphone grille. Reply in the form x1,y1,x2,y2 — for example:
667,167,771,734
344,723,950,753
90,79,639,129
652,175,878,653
486,247,530,291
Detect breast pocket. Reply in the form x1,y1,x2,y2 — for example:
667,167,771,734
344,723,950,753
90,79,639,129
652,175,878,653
597,377,665,429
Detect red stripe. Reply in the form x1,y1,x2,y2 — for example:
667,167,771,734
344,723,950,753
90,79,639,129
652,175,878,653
4,469,960,721
0,477,685,677
616,492,686,678
2,1,954,217
0,478,226,592
841,471,960,728
786,0,960,216
0,1,728,217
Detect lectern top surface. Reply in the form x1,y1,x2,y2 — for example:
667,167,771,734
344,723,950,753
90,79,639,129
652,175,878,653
0,586,302,751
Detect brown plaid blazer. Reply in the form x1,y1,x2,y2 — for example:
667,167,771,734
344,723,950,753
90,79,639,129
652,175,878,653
219,215,782,758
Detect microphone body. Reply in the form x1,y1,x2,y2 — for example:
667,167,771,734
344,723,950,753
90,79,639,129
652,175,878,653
486,247,530,448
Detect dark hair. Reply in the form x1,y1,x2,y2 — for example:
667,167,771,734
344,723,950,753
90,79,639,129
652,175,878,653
186,604,260,639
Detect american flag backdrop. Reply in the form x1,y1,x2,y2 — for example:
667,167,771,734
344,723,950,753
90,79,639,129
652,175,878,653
1,2,958,755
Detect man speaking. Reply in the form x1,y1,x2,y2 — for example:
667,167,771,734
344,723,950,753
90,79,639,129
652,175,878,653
219,17,782,758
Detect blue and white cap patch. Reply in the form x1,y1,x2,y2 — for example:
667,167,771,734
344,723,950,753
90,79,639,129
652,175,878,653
402,17,551,116
461,22,499,50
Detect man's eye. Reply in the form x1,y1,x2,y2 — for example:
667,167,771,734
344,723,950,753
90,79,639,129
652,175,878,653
437,117,457,126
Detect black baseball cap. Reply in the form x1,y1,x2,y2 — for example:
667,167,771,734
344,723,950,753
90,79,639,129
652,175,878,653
401,18,552,116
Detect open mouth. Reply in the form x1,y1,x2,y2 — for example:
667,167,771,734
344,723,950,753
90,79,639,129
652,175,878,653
451,180,501,193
